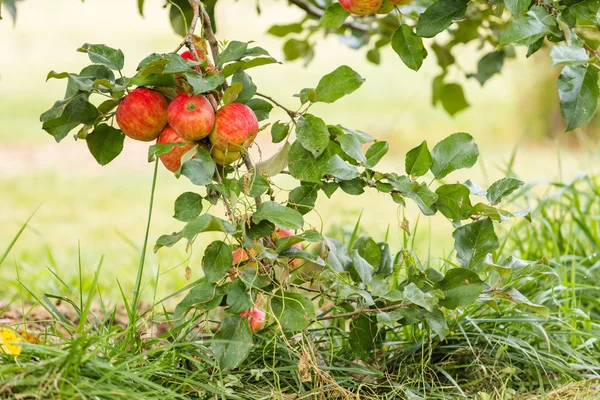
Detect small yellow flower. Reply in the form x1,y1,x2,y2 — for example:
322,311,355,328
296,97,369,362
0,327,23,357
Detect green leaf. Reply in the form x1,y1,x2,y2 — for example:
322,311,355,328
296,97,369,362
320,3,350,29
288,185,319,215
405,141,432,176
568,0,600,20
315,65,365,103
493,288,549,319
85,124,124,166
173,192,203,222
425,309,449,338
389,175,438,215
179,214,236,243
174,281,227,318
453,218,499,273
185,72,225,95
253,201,304,230
203,241,233,283
256,141,291,177
377,242,393,276
486,178,524,205
226,281,253,314
279,247,326,266
268,22,304,37
435,183,473,220
365,141,388,168
212,315,253,370
324,237,352,272
296,114,330,158
348,314,378,361
430,132,479,179
180,148,216,186
283,38,312,61
558,65,599,131
436,268,484,309
223,82,243,105
504,0,530,15
550,45,589,67
271,121,290,143
216,40,248,68
403,282,438,312
440,83,469,116
231,70,256,104
415,0,469,38
340,179,365,195
163,53,199,73
137,0,145,15
353,236,381,268
500,7,555,46
246,98,273,121
287,141,331,182
222,57,280,78
239,173,270,197
472,203,514,222
78,43,125,70
338,133,366,164
41,96,100,142
323,155,360,180
351,250,374,284
147,142,188,162
392,24,426,71
469,51,505,86
270,291,315,331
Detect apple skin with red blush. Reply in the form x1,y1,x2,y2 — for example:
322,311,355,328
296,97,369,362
339,0,382,15
167,93,216,142
116,88,168,142
209,102,259,152
156,125,195,172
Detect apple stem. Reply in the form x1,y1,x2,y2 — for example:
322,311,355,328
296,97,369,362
198,2,228,90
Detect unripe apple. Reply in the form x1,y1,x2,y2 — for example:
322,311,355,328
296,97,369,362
116,88,168,142
156,125,194,172
211,147,242,166
240,307,266,332
339,0,382,15
209,102,258,152
167,93,215,141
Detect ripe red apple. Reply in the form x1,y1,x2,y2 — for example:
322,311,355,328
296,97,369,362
209,102,258,152
339,0,382,15
116,88,168,141
157,125,194,172
211,147,242,166
240,307,266,332
167,93,215,141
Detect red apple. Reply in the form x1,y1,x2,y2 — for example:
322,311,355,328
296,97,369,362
339,0,382,15
209,103,258,152
167,93,215,141
157,125,195,172
116,88,168,142
240,307,266,332
211,147,242,166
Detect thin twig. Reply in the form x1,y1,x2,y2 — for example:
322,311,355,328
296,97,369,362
287,0,370,32
256,92,298,119
214,167,235,222
199,2,228,90
316,303,409,321
174,0,201,60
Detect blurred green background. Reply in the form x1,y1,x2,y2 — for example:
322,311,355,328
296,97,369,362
1,0,599,302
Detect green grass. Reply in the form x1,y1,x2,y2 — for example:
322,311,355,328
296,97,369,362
2,168,600,399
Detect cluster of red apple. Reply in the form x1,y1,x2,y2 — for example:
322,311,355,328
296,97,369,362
115,49,258,172
231,228,303,332
339,0,410,15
